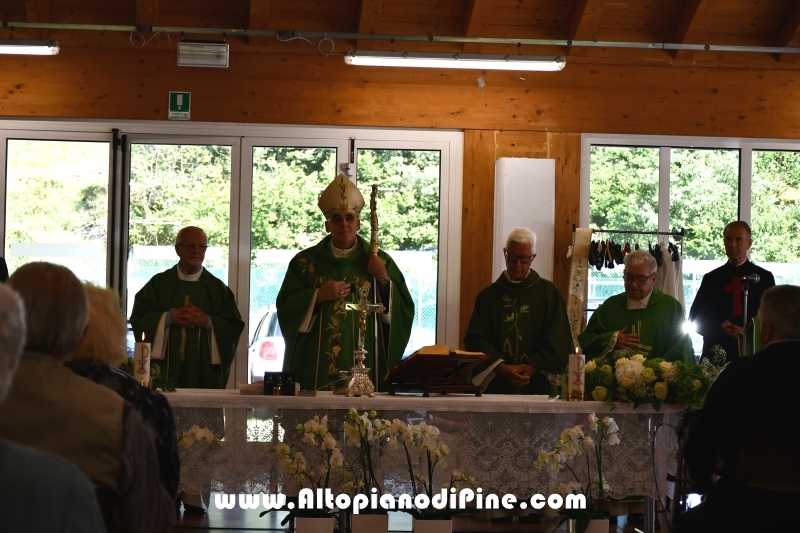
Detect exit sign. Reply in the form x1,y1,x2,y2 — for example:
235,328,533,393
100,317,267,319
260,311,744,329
168,91,191,120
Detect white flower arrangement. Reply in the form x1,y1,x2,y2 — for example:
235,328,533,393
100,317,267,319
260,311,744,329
534,413,620,533
178,425,220,448
265,415,345,524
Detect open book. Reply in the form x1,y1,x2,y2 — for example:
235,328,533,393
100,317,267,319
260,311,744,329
384,345,488,396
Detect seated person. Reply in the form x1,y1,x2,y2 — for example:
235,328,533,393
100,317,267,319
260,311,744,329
66,283,180,499
679,285,800,533
464,227,573,394
579,249,694,363
0,262,174,533
0,283,106,533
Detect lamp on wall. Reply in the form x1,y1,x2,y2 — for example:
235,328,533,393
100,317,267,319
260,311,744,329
0,39,59,55
344,50,565,71
177,41,229,68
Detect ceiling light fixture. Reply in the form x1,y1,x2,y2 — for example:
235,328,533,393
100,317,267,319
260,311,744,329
344,50,566,71
0,39,59,55
177,41,229,68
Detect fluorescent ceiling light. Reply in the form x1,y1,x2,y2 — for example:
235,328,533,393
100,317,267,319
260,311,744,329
177,42,229,68
0,39,59,55
344,50,565,71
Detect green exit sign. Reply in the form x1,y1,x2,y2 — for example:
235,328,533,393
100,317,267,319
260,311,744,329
168,91,191,120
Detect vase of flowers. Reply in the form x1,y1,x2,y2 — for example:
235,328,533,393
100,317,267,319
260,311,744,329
387,418,477,526
343,409,392,533
295,516,335,533
560,348,726,409
534,413,620,533
262,415,344,528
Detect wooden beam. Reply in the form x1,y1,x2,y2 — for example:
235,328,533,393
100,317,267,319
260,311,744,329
568,0,606,58
459,130,496,348
778,2,800,64
248,0,271,46
673,0,718,61
356,0,383,51
24,0,50,39
136,0,159,28
550,133,581,301
462,0,492,54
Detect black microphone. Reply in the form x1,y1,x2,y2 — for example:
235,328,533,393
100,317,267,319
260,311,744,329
741,273,760,283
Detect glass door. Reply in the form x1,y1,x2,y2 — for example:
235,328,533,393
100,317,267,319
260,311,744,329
238,138,346,383
3,136,111,284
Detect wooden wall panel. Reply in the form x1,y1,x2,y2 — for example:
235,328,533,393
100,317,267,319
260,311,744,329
4,49,800,138
459,130,496,349
550,132,581,299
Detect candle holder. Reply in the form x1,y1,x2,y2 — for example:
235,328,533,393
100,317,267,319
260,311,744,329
340,283,384,397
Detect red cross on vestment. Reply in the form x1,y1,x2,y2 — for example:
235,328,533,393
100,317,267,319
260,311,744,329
724,276,744,317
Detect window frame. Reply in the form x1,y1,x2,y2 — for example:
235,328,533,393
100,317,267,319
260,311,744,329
0,118,464,387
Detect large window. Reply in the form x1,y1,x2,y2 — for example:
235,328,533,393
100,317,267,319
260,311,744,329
582,136,800,354
246,145,338,383
0,121,462,387
127,142,233,317
4,138,109,285
356,148,442,353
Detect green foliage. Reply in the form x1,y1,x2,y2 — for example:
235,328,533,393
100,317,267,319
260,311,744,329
250,147,335,252
751,151,800,263
668,149,739,260
129,144,232,247
589,146,659,233
5,140,109,247
589,146,800,264
357,149,440,251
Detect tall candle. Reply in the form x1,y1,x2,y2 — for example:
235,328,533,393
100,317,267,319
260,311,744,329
568,348,585,402
134,333,151,387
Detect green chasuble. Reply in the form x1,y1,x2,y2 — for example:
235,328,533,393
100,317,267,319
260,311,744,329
463,270,574,394
578,287,695,364
277,235,414,392
130,266,244,388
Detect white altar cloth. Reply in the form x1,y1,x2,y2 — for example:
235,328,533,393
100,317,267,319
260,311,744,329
166,390,680,501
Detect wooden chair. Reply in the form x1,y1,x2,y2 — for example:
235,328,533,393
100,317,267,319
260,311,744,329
734,437,800,531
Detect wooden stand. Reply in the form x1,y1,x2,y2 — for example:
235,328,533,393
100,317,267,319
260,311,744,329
384,345,488,397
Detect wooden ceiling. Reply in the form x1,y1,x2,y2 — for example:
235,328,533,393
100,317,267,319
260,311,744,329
3,0,800,70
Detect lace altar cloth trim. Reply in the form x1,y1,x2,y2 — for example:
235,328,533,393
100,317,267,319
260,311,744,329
168,390,680,500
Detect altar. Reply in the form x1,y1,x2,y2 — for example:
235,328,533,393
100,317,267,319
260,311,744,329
168,390,680,512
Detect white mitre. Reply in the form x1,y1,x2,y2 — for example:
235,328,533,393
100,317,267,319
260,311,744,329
318,173,365,219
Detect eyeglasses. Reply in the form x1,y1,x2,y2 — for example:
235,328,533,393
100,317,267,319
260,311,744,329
330,214,357,223
177,243,208,251
504,250,534,265
623,272,655,284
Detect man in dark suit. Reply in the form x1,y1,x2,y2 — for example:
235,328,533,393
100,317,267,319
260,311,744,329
679,285,800,533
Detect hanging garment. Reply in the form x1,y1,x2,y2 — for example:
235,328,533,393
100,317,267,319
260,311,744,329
656,241,685,309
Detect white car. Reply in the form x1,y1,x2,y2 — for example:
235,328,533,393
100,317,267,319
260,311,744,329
248,307,286,383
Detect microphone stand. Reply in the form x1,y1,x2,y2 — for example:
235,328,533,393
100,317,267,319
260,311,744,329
741,279,751,357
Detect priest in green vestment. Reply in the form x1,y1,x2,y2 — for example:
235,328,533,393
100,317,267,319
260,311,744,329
131,226,244,388
578,249,695,364
464,228,574,395
277,174,414,392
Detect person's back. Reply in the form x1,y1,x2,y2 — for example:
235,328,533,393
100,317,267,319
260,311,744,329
0,262,174,533
0,280,105,533
681,285,800,533
0,438,106,533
